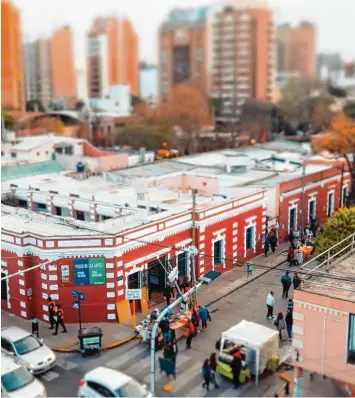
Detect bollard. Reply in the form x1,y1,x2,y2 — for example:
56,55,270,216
31,318,39,338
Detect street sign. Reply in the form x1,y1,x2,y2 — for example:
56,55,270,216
72,301,79,309
72,289,85,301
125,289,142,300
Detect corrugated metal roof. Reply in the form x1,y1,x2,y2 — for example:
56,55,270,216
1,160,64,182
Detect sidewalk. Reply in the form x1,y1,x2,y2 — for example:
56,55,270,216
1,243,288,350
1,310,134,351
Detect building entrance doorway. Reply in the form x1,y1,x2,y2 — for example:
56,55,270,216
1,272,8,302
148,255,168,306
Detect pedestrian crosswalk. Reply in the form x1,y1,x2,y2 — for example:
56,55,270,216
38,342,251,397
101,342,249,397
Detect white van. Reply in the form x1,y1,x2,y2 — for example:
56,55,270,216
1,353,46,397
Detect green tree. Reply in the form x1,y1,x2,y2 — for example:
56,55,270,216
279,77,334,132
315,207,355,255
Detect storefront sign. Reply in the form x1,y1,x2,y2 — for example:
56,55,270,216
58,259,73,285
73,258,106,286
74,259,90,286
126,289,142,300
88,258,105,285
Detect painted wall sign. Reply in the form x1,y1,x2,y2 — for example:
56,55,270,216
73,258,106,286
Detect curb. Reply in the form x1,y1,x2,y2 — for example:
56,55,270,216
49,334,138,354
204,257,287,308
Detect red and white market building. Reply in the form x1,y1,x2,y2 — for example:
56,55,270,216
1,172,267,324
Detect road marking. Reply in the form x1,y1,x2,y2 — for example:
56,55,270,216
55,357,78,371
105,346,145,369
142,353,191,383
167,361,202,394
40,370,60,382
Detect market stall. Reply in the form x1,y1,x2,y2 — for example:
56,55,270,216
219,320,280,385
136,310,192,344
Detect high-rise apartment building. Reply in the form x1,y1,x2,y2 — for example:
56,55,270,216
277,22,316,79
208,0,275,123
50,26,77,99
158,7,209,101
23,26,77,108
87,16,139,98
1,0,24,111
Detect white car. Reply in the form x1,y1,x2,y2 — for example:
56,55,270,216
1,353,46,397
1,327,56,375
78,367,152,397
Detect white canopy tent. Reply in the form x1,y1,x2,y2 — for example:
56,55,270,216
220,320,279,386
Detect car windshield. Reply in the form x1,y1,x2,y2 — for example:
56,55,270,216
14,336,41,355
1,367,34,393
115,379,148,397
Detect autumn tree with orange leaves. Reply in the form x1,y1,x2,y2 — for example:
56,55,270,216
163,82,212,154
312,114,355,205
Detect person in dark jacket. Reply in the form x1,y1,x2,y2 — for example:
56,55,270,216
264,235,270,257
285,308,293,340
53,304,67,335
201,359,212,391
47,296,56,330
191,309,200,330
288,229,295,245
281,271,292,298
310,216,317,237
231,352,242,389
293,273,302,290
287,245,295,266
163,286,172,306
159,317,171,344
270,233,278,254
209,352,219,389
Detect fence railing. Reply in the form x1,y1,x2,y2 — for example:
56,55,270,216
301,232,355,277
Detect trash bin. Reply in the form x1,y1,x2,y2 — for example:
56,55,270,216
78,327,103,357
31,318,39,338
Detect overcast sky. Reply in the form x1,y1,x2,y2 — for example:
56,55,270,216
14,0,355,70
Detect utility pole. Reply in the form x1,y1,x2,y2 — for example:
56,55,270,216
300,161,306,235
191,189,197,306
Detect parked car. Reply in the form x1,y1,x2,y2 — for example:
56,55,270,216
1,353,46,397
78,367,152,397
1,327,56,375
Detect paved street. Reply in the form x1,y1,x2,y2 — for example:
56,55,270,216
3,249,342,397
24,261,300,396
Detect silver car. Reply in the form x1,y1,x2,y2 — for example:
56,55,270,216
1,327,56,375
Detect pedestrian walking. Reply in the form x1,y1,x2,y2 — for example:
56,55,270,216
198,305,210,331
285,308,293,340
293,272,301,290
52,304,67,335
266,291,275,319
201,359,212,391
281,271,292,298
310,216,318,237
270,233,278,254
274,312,286,340
163,285,172,306
264,235,270,256
163,342,173,360
246,261,253,276
209,352,220,389
185,320,196,349
159,317,171,344
287,298,294,311
47,296,56,330
287,245,295,266
191,309,200,330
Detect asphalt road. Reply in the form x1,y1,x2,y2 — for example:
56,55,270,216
41,263,296,397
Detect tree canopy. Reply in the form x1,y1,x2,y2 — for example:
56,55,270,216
279,77,334,132
312,114,355,203
315,207,355,255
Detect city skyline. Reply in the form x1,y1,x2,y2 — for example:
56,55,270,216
14,0,355,70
